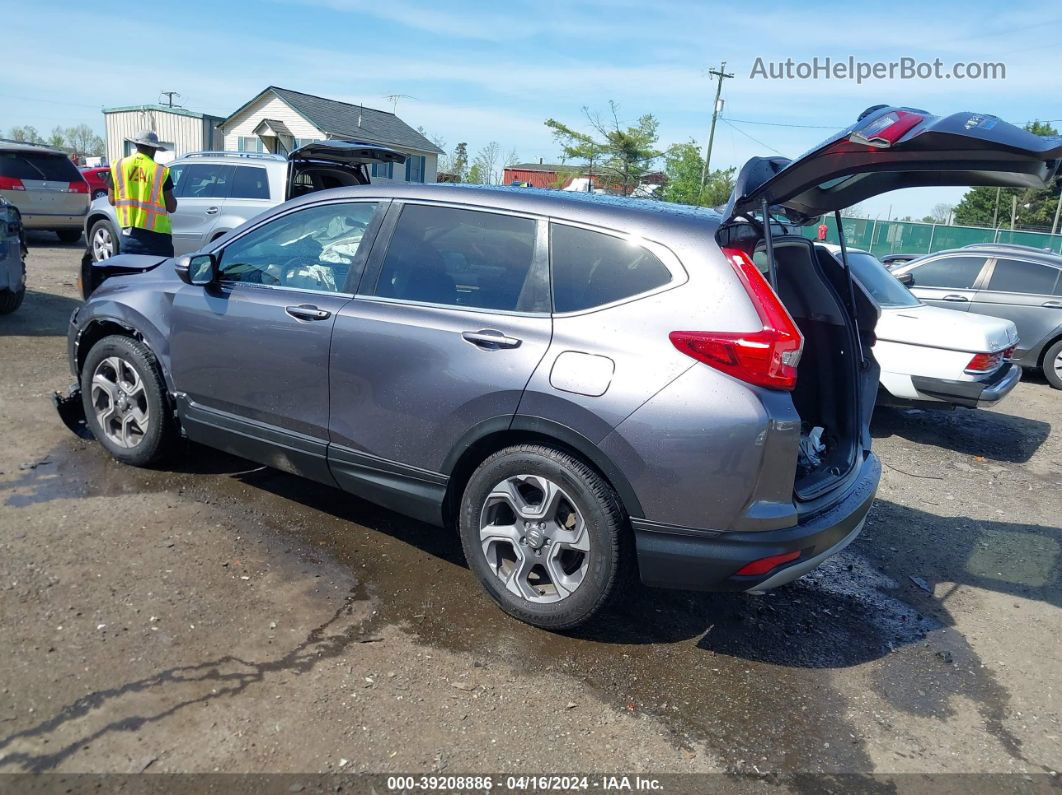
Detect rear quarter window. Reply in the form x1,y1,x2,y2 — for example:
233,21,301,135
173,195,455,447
908,256,986,289
987,258,1060,295
230,166,270,200
0,151,80,181
550,223,672,313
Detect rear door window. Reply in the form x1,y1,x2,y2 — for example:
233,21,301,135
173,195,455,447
986,258,1060,295
908,255,986,289
230,166,270,200
0,151,80,181
176,163,235,199
373,204,539,312
550,223,672,313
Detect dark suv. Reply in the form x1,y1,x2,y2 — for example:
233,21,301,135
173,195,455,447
894,245,1062,388
57,107,1062,628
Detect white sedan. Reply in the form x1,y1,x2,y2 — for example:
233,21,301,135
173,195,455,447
817,244,1020,408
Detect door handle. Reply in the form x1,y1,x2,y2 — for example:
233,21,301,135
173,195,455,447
941,294,969,302
1041,300,1062,309
461,329,522,349
285,304,332,321
205,206,219,215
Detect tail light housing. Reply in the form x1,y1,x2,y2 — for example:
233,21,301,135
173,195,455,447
67,180,89,194
670,247,804,391
850,110,923,148
0,176,25,191
964,350,1004,374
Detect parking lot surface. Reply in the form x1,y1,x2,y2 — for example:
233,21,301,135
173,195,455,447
1,235,1059,776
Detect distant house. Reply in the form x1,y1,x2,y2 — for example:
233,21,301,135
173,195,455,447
218,86,444,183
503,161,666,195
103,104,225,165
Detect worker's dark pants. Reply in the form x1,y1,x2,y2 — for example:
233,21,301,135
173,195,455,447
119,227,174,258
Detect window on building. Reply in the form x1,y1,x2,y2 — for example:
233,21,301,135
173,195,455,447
550,223,673,313
907,256,987,289
237,136,266,153
371,161,394,180
987,258,1060,295
404,155,426,183
229,166,270,200
374,204,538,311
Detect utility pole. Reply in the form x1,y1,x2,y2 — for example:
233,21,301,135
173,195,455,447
991,187,1001,229
1052,188,1062,235
700,62,734,187
1011,194,1018,230
159,91,180,108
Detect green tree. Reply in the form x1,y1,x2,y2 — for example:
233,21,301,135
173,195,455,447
660,140,734,206
64,124,104,155
6,126,43,144
466,162,486,184
450,142,468,182
953,121,1060,230
545,102,661,196
48,127,67,148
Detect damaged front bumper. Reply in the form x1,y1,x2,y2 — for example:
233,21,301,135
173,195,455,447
52,384,92,440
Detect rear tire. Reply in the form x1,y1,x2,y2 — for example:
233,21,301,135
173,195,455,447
81,335,175,466
1043,339,1062,390
89,219,117,262
0,260,26,315
56,229,81,243
458,444,628,630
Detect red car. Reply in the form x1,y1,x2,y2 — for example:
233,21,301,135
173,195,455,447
79,167,110,200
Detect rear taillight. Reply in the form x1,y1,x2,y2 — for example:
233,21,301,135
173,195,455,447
964,350,1004,374
850,109,923,148
0,176,25,191
1003,345,1016,360
670,248,804,391
68,180,88,193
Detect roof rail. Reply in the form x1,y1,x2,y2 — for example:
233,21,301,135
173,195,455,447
181,150,286,161
0,138,60,150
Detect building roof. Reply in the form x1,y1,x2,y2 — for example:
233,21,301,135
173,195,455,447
507,162,580,173
102,104,223,121
222,86,444,155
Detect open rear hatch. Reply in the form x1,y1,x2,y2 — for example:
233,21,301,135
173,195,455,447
720,105,1062,501
286,140,407,200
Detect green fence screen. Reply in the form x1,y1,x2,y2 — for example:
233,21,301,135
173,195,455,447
803,217,1062,257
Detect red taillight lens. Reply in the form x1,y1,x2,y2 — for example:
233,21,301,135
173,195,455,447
965,350,1003,374
851,110,923,148
734,550,801,577
0,176,25,191
68,180,88,193
670,248,804,391
1003,345,1016,360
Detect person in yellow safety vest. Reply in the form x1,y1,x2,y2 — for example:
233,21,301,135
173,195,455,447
108,130,178,257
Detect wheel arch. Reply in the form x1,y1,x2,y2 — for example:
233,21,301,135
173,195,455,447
1034,329,1062,368
75,314,174,393
440,415,644,529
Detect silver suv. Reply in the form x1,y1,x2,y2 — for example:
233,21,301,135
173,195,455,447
0,140,89,242
84,142,404,264
57,106,1062,629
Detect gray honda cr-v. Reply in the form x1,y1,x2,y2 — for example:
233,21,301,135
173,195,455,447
57,107,1062,629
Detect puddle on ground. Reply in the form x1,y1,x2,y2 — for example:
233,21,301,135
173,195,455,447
2,440,1024,774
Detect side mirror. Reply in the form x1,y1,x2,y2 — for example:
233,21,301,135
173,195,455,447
175,253,217,286
895,271,914,287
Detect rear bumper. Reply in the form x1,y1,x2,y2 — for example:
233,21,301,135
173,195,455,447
632,452,879,592
910,362,1020,408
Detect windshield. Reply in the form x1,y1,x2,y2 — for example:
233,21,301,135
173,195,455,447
839,250,921,308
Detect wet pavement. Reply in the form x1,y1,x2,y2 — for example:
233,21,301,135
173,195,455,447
0,236,1059,775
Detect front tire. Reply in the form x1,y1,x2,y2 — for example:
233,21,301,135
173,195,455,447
81,335,175,466
0,260,26,315
89,219,117,262
1043,339,1062,390
458,444,627,630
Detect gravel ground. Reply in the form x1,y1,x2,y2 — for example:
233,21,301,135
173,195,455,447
0,234,1059,777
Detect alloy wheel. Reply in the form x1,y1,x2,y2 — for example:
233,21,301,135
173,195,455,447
479,474,590,604
92,226,114,262
1055,349,1062,380
90,356,150,449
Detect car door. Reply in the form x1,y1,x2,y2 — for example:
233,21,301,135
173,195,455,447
327,201,552,523
170,199,385,483
903,254,990,311
969,256,1062,356
168,162,233,255
224,164,274,228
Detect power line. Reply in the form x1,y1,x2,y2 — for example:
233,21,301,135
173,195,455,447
720,118,786,157
722,116,838,129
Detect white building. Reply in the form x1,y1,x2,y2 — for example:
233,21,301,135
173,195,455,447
218,86,443,183
103,105,224,165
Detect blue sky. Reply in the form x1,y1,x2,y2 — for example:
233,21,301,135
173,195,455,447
5,0,1060,218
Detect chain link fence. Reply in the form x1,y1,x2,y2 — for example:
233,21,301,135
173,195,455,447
803,216,1062,256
